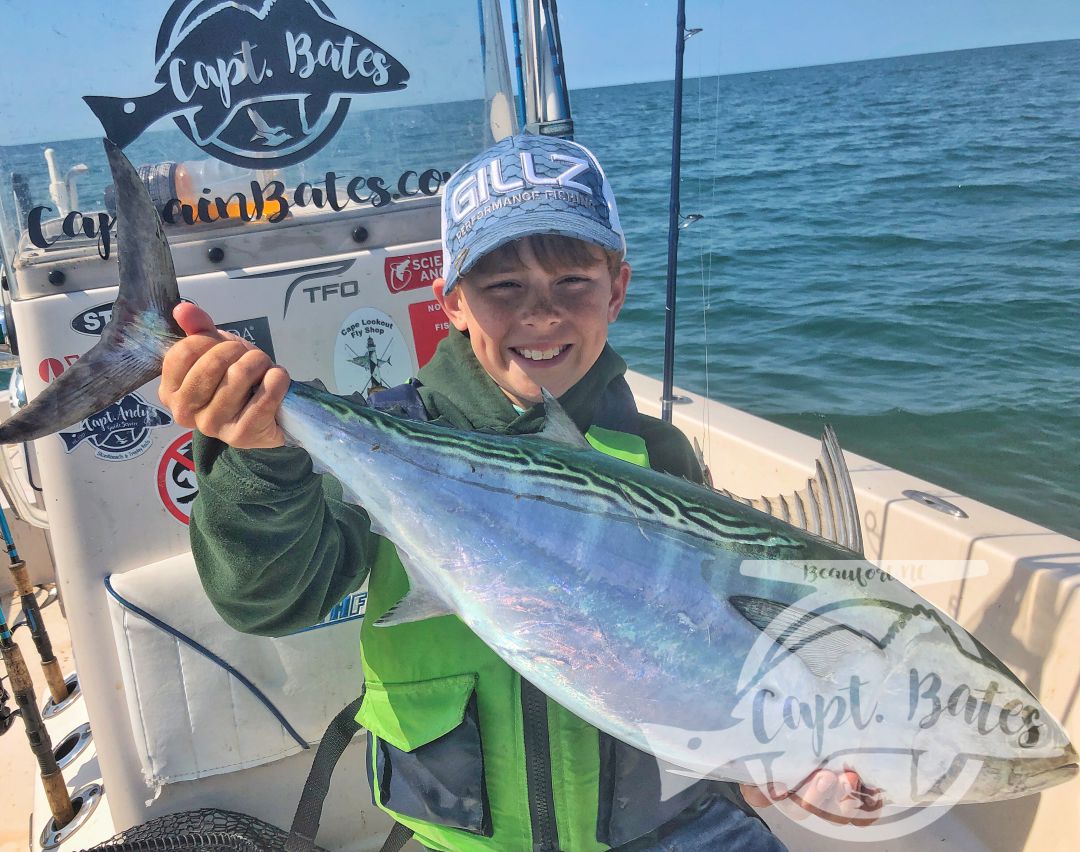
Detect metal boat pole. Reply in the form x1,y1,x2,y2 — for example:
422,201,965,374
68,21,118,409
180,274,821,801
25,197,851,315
660,0,689,423
0,504,68,703
0,601,75,826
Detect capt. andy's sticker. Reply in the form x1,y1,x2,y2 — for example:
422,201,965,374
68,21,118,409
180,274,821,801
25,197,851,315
157,431,197,524
334,307,411,396
58,393,173,462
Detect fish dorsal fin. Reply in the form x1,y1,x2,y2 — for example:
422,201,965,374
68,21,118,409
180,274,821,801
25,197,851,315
298,378,368,407
692,437,714,488
539,388,590,448
730,595,884,678
717,425,863,555
373,584,454,627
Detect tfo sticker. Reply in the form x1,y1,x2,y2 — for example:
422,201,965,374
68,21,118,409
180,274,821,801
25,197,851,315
334,307,411,396
157,431,197,525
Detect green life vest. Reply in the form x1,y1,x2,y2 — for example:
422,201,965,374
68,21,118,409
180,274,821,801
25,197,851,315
355,426,651,852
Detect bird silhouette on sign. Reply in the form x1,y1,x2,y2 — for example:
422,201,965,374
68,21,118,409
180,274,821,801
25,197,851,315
248,107,292,147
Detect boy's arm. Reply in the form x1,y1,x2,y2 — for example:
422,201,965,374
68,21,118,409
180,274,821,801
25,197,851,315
190,434,379,637
158,303,377,637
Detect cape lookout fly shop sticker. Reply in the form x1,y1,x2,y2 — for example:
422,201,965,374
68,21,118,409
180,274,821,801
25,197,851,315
334,307,411,396
158,431,197,525
82,0,410,168
58,393,173,462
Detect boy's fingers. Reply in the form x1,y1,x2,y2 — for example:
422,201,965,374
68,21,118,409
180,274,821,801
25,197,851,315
740,782,788,809
173,302,218,336
192,348,275,436
226,366,289,448
169,339,252,425
159,334,223,403
788,770,837,822
740,785,773,809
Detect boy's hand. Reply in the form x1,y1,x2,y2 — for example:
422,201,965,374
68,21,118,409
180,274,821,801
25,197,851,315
741,769,882,826
159,303,290,449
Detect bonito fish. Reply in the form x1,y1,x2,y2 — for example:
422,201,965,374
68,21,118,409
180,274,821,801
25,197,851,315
0,141,1075,809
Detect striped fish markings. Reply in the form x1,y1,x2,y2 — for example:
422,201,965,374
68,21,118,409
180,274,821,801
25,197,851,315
0,140,1074,810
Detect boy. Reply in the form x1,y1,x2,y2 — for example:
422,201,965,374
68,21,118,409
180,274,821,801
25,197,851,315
160,135,874,850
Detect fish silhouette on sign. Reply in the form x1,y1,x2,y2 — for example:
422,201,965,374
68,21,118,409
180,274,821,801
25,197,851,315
83,0,410,168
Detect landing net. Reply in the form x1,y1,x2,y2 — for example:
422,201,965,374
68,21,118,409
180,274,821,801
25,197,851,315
82,809,326,852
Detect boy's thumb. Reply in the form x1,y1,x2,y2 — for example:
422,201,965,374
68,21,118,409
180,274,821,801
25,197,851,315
173,301,218,337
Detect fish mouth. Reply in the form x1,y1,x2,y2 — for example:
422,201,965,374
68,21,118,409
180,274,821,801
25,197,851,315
510,344,571,365
954,747,1079,804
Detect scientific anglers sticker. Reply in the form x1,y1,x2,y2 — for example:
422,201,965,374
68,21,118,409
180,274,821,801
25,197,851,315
157,431,197,525
334,307,411,396
83,0,410,167
385,250,443,294
58,393,173,462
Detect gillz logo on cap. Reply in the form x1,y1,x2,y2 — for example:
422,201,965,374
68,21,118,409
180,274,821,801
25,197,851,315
449,153,594,225
440,135,625,291
83,0,410,168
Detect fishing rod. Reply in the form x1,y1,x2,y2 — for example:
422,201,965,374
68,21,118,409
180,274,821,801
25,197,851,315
0,600,75,826
0,503,69,703
660,0,702,423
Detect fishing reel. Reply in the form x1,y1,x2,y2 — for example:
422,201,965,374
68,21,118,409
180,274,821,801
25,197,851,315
0,673,15,736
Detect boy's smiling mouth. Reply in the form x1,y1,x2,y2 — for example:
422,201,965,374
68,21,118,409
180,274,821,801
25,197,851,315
511,345,571,363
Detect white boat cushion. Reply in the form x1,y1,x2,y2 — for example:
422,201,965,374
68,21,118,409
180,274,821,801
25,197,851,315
106,553,367,787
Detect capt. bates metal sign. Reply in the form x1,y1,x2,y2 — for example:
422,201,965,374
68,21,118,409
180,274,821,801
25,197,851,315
83,0,410,168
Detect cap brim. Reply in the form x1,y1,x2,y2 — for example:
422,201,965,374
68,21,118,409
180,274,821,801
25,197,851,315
444,210,624,293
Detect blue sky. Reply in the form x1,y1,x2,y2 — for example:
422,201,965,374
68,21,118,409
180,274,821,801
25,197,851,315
558,0,1080,88
1,0,1079,144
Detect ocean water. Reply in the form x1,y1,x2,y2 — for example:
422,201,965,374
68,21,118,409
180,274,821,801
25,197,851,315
1,40,1075,539
573,40,1080,540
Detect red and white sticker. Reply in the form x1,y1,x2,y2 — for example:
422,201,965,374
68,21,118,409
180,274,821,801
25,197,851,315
384,250,442,294
38,354,80,383
157,431,197,525
408,299,451,368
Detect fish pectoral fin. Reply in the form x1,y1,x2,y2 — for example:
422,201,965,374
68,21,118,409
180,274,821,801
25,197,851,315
538,388,590,448
717,425,864,556
373,585,454,627
730,595,885,679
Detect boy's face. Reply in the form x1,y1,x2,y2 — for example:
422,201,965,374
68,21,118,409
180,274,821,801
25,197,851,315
434,241,630,407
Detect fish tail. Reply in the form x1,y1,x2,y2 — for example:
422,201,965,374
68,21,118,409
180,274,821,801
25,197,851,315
0,139,182,445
